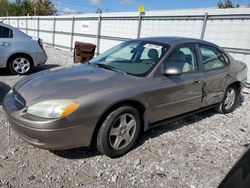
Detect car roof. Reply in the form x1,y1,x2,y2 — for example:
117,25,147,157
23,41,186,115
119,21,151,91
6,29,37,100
0,22,17,30
139,36,219,48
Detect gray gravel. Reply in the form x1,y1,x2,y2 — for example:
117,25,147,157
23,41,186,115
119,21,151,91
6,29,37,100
0,46,250,188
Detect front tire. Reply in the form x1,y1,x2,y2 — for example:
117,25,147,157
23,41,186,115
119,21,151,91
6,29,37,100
96,106,141,158
8,55,33,75
215,85,238,114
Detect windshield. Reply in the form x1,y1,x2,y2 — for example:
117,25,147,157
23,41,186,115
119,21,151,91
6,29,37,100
89,40,169,77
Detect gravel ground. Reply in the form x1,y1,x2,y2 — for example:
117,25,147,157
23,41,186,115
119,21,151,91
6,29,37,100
0,46,250,188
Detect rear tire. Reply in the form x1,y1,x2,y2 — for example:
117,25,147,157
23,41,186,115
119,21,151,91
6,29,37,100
8,55,33,75
215,85,238,114
96,106,141,158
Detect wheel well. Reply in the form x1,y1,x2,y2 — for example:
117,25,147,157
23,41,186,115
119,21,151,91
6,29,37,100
230,81,241,94
91,100,146,145
7,53,34,67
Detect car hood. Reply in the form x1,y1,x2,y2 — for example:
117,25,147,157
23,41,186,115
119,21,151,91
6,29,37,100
14,64,136,106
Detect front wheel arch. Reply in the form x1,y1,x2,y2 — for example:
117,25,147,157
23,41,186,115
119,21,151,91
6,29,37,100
91,100,146,146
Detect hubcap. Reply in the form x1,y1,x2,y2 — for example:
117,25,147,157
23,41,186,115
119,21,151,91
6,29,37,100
109,113,136,150
224,88,236,110
12,57,30,74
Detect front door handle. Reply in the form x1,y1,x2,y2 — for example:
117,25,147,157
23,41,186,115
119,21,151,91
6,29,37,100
193,79,201,85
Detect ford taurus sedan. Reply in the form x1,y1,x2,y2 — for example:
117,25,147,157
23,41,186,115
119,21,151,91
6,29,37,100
3,37,248,158
0,22,47,75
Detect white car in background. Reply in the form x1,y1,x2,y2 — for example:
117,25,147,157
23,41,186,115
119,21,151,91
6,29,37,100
0,22,47,75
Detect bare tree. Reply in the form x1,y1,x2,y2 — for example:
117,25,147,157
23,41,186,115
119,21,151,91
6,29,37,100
217,0,224,8
217,0,241,8
224,0,234,8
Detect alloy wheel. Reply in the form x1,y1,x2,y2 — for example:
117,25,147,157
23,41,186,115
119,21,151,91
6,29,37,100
109,113,137,150
12,57,31,74
224,88,236,110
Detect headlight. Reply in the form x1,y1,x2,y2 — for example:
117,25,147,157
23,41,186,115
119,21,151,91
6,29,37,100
27,100,79,119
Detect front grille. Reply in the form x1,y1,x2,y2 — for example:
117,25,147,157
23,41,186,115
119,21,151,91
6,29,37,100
13,91,26,109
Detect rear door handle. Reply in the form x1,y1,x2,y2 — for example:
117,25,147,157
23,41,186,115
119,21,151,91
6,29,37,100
0,42,8,46
226,73,232,78
193,79,201,85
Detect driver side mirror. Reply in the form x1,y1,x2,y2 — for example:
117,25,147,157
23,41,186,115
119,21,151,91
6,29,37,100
163,66,182,76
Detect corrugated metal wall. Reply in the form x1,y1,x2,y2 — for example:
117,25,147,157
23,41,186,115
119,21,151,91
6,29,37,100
1,8,250,83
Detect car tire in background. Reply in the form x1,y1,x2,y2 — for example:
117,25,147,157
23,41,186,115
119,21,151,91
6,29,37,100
215,85,239,114
97,106,141,158
8,55,33,75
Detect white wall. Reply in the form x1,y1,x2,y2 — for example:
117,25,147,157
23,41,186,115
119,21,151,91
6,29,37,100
1,7,250,82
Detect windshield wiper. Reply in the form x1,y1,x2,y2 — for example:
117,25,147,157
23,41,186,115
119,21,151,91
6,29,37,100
94,63,127,75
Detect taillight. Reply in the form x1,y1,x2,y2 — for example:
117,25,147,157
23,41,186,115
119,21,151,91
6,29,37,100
38,38,44,49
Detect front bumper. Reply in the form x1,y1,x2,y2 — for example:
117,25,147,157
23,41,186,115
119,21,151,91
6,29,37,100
3,91,93,150
8,118,89,150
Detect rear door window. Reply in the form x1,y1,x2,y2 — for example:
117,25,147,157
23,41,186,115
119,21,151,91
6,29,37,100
0,26,13,38
198,44,229,71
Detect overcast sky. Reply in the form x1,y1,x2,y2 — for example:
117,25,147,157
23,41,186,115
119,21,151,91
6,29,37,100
53,0,250,14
